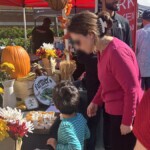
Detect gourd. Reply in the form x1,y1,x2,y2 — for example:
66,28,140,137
46,0,68,11
1,46,30,79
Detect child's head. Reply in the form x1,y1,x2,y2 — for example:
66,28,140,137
52,81,79,115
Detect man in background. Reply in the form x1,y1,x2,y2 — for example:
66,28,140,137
32,17,54,53
104,0,132,46
136,10,150,90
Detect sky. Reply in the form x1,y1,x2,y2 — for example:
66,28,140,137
138,0,150,6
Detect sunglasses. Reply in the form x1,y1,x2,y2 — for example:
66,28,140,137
71,39,81,46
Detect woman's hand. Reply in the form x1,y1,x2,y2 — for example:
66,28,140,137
87,102,98,117
47,138,57,149
120,124,133,135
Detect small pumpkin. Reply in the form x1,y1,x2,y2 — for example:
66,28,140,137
46,0,68,11
1,46,30,79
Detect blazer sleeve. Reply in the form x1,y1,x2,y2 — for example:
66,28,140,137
133,90,150,149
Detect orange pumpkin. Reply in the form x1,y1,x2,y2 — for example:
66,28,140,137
1,46,30,79
46,0,68,11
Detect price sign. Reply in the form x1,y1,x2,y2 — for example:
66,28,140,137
34,76,56,106
25,96,39,110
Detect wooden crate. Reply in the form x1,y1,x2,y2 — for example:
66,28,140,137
0,138,16,150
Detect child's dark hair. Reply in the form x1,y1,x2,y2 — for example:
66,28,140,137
52,81,79,114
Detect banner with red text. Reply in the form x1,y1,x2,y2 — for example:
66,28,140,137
118,0,137,51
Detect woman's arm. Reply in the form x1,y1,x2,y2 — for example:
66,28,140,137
92,85,103,106
56,124,82,150
110,47,140,126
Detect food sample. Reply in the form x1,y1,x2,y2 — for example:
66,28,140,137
26,111,55,130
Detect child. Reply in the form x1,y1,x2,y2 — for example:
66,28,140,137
47,81,90,150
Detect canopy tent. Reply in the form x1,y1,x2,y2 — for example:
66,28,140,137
0,0,95,43
0,0,95,8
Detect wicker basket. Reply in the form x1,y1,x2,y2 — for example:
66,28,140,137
46,0,68,11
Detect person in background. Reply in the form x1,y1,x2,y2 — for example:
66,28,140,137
133,90,150,150
68,11,143,150
76,51,100,150
136,10,150,91
104,0,132,47
47,81,90,150
32,17,54,54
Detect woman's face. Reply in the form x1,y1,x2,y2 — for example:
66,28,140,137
70,32,94,54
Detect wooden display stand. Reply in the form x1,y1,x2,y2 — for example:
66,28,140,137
0,138,16,150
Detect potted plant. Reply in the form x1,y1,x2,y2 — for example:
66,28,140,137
0,62,16,108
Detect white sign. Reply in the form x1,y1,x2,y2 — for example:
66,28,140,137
34,76,56,106
25,96,39,110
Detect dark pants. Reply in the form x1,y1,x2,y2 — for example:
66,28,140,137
104,112,136,150
49,117,61,140
142,77,150,90
103,110,111,150
86,108,101,150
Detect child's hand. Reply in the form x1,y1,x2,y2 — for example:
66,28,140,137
47,138,57,149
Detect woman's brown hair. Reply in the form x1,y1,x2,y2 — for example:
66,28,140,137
67,11,113,39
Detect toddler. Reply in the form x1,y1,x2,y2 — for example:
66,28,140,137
47,81,90,150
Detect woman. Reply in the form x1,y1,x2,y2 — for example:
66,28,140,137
67,11,143,150
133,90,150,150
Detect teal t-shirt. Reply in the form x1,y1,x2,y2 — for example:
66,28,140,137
56,113,90,150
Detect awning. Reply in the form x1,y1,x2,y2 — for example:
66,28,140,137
0,0,95,8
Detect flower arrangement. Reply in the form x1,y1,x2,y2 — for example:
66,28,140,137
36,43,57,59
0,107,34,142
0,62,15,82
0,119,9,141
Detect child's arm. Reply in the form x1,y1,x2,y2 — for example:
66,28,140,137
85,124,90,140
56,123,82,150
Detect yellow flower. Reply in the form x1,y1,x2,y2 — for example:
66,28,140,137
1,62,15,74
45,50,57,58
0,88,4,94
0,119,9,141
